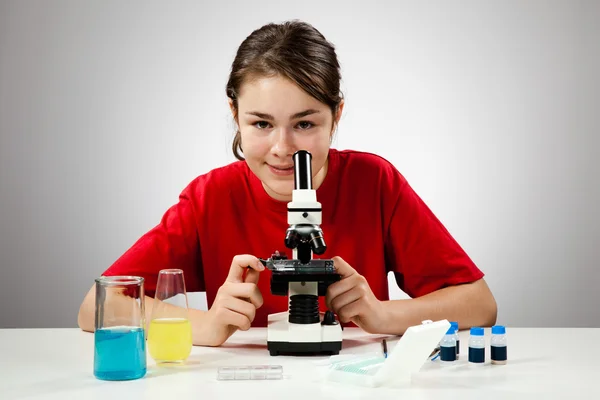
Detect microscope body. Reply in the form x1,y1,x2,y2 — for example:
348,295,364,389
263,150,343,356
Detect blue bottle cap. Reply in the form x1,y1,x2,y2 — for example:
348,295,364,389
446,326,455,334
470,327,484,336
492,325,506,334
450,321,458,330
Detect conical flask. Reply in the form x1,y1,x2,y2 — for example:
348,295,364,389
147,269,192,364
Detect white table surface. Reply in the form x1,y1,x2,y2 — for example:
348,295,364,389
1,327,598,399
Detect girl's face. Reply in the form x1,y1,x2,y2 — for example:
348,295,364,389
234,75,342,202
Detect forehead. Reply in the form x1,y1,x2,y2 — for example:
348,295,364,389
237,75,329,116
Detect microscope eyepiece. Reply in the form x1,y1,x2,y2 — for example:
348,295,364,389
293,150,312,190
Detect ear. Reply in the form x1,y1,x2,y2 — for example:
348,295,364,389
331,100,345,140
228,98,238,120
335,100,344,125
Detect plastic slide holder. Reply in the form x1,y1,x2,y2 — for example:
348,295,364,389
217,365,283,380
323,319,450,388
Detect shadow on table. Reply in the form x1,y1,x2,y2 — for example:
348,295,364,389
219,342,268,350
315,356,554,396
2,353,234,399
145,352,236,378
218,332,395,356
425,356,551,372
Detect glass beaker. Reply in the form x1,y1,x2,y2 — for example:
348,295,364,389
94,276,146,381
147,269,192,364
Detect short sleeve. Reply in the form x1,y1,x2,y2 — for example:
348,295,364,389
102,185,204,297
384,178,484,298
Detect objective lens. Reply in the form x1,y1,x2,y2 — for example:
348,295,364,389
309,231,326,254
285,230,299,249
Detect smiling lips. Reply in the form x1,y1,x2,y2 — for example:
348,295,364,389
267,163,294,176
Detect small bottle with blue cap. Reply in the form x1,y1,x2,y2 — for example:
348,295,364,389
468,327,485,365
439,325,457,363
450,321,459,359
491,325,507,365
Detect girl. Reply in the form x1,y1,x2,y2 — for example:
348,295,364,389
78,20,497,346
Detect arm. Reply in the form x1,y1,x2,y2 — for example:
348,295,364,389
382,277,496,334
77,284,221,346
77,254,266,347
326,257,497,335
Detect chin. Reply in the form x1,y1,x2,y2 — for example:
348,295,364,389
264,180,294,199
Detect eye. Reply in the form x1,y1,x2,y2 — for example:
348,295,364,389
296,121,314,130
253,121,271,129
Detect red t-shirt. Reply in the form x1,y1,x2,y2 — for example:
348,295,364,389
102,148,484,326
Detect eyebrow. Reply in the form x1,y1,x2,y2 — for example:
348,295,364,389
245,109,320,120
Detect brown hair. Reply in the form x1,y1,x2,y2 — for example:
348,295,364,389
226,20,343,161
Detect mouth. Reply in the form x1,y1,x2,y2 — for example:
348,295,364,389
267,163,295,176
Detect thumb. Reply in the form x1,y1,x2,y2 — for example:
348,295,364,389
332,256,356,279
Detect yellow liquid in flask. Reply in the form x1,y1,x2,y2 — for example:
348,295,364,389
148,318,192,362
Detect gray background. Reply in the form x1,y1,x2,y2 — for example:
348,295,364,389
1,0,598,329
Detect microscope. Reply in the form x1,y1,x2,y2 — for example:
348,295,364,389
260,150,343,356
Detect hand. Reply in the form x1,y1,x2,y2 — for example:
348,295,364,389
325,256,388,334
204,255,264,346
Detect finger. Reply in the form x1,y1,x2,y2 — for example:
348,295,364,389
216,307,252,331
332,256,357,279
326,275,360,308
222,296,257,323
330,287,363,314
227,254,265,283
244,268,261,285
337,299,363,324
222,283,264,309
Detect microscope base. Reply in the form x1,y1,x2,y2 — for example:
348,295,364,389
267,341,342,356
267,312,343,356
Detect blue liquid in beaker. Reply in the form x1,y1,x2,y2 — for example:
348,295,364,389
94,326,146,380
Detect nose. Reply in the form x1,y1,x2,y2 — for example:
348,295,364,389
271,127,295,159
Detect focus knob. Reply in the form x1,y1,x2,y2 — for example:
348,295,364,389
321,310,338,326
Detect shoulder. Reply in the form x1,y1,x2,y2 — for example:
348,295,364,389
330,148,408,187
180,160,249,198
